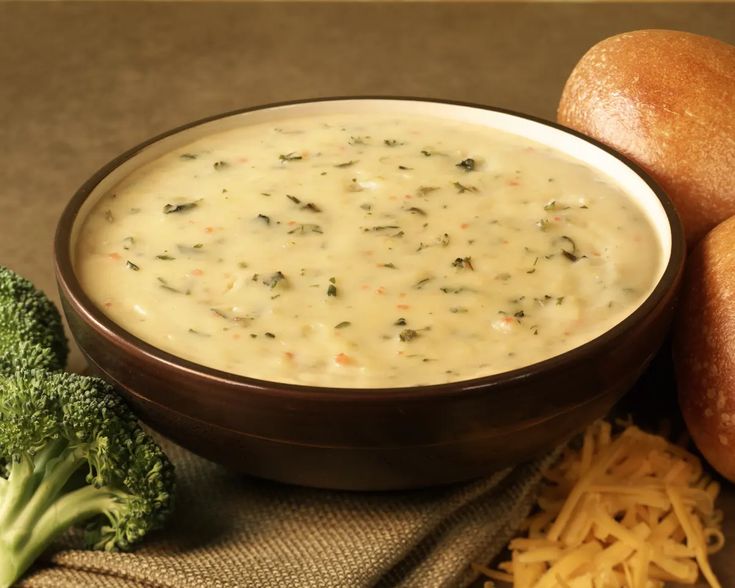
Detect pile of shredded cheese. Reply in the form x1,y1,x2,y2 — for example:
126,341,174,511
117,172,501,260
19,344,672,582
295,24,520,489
475,421,725,588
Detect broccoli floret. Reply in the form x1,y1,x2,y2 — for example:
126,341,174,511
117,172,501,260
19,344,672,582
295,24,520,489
0,266,68,374
0,370,175,587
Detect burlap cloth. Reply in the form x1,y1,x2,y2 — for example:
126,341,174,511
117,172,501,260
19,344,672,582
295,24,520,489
19,436,560,588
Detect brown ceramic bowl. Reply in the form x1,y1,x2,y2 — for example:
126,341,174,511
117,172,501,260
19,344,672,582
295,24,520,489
55,97,685,490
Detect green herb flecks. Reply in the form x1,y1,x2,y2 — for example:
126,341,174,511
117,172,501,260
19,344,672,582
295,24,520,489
452,257,474,271
104,210,114,223
399,329,419,342
213,161,229,170
348,136,369,146
420,149,446,157
335,160,358,168
126,260,140,271
326,277,338,298
414,277,433,289
284,194,320,212
180,153,198,160
395,317,407,326
384,139,403,147
381,263,397,269
156,255,175,261
257,214,271,225
560,235,583,262
122,236,135,250
279,152,303,162
335,321,351,329
262,271,287,289
364,225,401,232
456,158,476,172
176,243,204,255
157,277,190,295
453,182,478,194
544,200,569,211
188,328,210,337
417,186,439,196
416,233,450,252
211,308,250,324
302,202,321,213
163,202,198,214
406,206,427,216
449,307,468,313
288,223,323,235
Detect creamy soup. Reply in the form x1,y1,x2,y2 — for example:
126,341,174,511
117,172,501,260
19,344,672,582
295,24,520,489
75,113,661,387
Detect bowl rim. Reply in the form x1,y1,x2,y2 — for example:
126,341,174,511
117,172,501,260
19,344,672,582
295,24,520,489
54,95,686,401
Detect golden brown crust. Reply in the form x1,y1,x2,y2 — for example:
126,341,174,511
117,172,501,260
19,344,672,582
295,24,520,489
673,215,735,481
557,29,735,246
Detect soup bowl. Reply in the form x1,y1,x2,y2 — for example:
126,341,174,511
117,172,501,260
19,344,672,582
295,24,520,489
54,97,685,490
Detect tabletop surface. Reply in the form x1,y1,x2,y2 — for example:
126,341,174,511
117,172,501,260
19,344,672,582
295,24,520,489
1,2,734,586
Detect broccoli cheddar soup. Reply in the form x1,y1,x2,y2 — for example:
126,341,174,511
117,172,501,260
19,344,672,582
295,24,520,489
75,113,661,388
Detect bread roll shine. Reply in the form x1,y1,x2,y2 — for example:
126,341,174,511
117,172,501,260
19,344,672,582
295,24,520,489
674,215,735,481
558,29,735,246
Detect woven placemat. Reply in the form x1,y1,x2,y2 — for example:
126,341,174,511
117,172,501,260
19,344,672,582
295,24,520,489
20,436,559,588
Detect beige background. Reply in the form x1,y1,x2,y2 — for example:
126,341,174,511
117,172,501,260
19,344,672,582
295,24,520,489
1,2,734,585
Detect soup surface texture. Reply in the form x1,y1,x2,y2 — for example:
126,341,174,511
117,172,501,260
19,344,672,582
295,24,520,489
75,113,661,387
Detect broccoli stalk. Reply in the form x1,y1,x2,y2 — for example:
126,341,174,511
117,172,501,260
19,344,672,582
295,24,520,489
0,370,175,587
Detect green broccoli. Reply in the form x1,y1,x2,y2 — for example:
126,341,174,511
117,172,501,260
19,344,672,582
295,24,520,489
0,267,175,586
0,266,68,375
0,369,175,587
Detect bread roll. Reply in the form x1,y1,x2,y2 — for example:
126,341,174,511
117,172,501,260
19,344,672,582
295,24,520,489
673,215,735,481
557,29,735,246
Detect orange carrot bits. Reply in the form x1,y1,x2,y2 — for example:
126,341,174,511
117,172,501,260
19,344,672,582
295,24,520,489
335,353,354,366
107,252,122,261
191,268,204,276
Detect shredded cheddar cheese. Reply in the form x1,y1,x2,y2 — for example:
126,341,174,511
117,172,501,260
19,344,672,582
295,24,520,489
476,421,725,588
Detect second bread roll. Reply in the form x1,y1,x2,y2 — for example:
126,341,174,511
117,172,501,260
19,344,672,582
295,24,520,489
674,215,735,482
